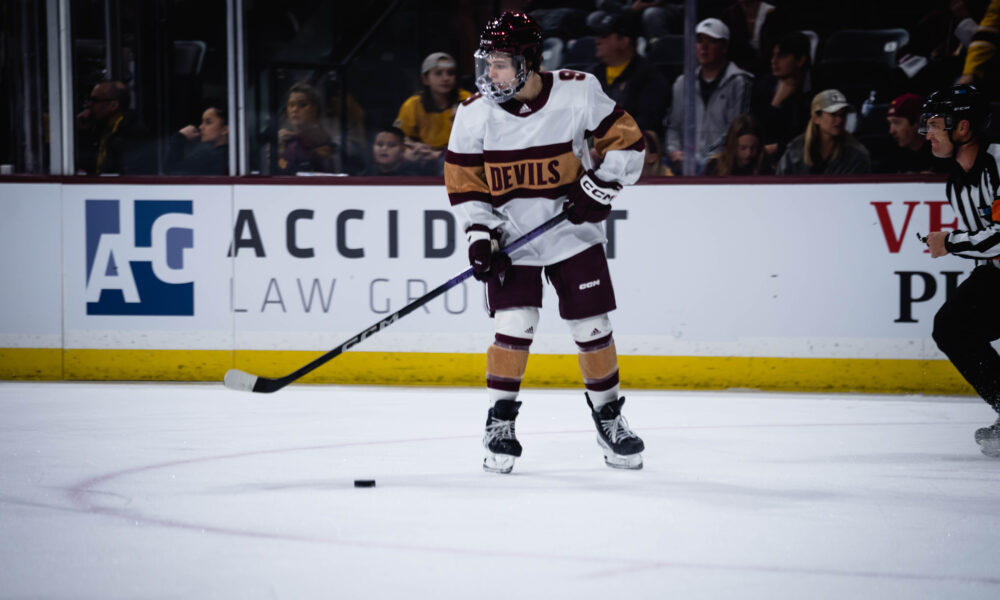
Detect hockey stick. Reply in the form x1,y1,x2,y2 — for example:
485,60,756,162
224,210,570,393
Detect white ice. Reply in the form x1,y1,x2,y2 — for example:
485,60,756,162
1,381,999,599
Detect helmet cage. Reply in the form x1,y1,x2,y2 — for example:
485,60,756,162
474,49,529,103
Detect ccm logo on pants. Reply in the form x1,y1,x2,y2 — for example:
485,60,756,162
579,279,601,290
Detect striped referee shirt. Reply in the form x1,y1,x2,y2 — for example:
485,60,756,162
945,143,1000,268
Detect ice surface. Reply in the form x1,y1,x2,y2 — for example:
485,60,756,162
1,382,999,599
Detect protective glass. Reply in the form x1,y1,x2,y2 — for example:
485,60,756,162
474,49,528,103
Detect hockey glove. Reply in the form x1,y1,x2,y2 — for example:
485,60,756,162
467,225,511,282
564,170,621,224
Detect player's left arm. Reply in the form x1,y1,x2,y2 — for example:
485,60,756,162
565,73,645,224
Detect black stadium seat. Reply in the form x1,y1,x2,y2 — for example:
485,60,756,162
813,28,911,111
561,36,596,71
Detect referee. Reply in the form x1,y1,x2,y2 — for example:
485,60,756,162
920,84,1000,458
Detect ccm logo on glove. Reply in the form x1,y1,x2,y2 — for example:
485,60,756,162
565,170,621,224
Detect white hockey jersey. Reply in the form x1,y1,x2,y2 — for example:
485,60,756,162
445,70,645,266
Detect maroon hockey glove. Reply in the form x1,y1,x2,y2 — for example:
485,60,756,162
564,170,621,224
467,225,511,282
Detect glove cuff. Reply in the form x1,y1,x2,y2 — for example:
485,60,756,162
578,170,621,206
466,224,492,245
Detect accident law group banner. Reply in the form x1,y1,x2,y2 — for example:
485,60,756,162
3,179,973,359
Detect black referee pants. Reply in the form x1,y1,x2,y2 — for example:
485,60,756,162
932,265,1000,412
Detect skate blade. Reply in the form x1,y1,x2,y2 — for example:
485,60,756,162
483,453,516,474
603,452,643,470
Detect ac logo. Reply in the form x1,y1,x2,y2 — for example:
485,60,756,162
85,199,195,315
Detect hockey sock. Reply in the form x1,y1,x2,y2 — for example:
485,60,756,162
577,334,619,409
487,334,531,406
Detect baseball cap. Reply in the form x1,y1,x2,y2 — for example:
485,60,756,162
811,89,854,113
695,18,730,41
588,11,640,39
421,52,455,74
887,93,924,122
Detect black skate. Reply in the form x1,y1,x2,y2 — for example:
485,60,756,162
483,400,522,473
586,394,644,470
974,415,1000,458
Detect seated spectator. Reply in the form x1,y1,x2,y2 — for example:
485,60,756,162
640,130,674,177
666,18,753,174
956,0,1000,99
704,114,773,175
165,105,229,175
394,52,471,175
588,11,668,134
881,93,952,174
721,0,789,76
355,127,432,176
750,31,812,160
75,80,155,175
276,83,337,174
777,89,871,175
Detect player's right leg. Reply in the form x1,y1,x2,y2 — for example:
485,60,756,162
482,266,544,473
482,308,537,473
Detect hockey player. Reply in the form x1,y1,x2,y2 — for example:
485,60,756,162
444,11,646,473
919,84,1000,458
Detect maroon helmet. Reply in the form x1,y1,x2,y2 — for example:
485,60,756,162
474,11,543,102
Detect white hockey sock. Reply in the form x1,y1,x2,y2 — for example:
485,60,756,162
587,386,619,410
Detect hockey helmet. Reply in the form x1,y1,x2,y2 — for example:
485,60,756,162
474,11,542,103
917,84,991,137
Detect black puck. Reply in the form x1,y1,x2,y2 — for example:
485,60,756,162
354,479,376,488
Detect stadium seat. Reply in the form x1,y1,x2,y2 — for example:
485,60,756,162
813,29,911,111
541,37,564,72
820,28,910,69
561,36,596,71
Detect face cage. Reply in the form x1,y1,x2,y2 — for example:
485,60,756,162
917,112,954,135
474,49,528,103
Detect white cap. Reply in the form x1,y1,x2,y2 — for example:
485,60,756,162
421,52,456,74
695,18,730,41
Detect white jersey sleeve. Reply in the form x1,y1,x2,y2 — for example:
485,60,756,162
578,72,644,187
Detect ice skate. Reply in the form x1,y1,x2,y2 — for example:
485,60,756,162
483,400,522,473
974,415,1000,458
586,394,644,469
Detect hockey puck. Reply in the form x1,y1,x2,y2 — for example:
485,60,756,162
353,479,376,488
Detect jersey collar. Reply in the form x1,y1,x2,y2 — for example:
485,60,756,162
499,72,553,118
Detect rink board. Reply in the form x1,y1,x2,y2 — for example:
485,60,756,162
0,178,982,393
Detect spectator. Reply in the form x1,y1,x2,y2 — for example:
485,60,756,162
721,0,788,76
750,31,812,160
776,89,871,175
165,105,229,175
956,0,1000,99
666,18,753,174
276,82,337,174
75,80,155,175
355,126,431,176
394,52,471,175
882,93,951,173
588,10,669,134
640,130,674,176
704,113,773,175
